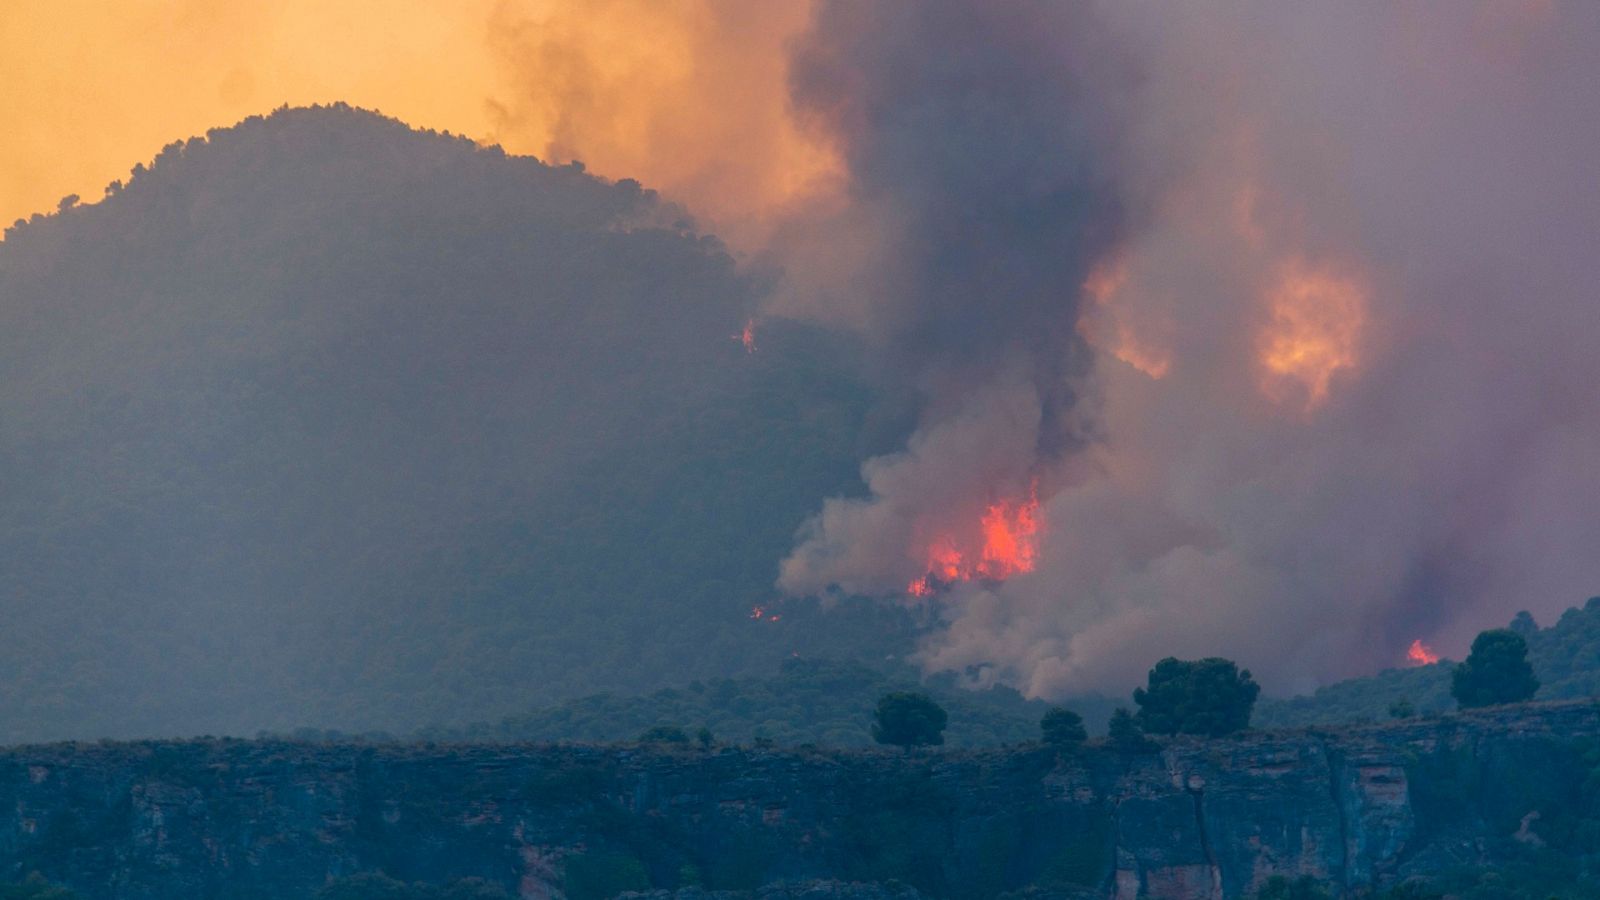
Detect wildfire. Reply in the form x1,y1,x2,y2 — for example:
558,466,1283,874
906,486,1042,596
737,319,757,353
1079,257,1171,379
1258,260,1366,411
748,605,780,622
1407,639,1440,666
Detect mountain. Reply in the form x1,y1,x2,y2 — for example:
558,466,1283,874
0,104,916,742
1256,596,1600,728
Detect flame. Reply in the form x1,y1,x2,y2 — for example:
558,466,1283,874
1406,639,1439,666
905,486,1042,596
976,493,1041,580
1258,260,1366,410
736,319,757,353
749,605,765,619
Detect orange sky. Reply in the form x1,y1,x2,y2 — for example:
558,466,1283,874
0,0,832,238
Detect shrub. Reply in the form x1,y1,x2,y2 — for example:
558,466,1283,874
871,692,947,749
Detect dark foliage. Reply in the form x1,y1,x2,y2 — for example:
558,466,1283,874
1452,629,1540,709
416,657,1102,748
871,692,947,749
636,725,690,744
561,852,650,900
1133,658,1260,736
1039,707,1087,749
1106,707,1157,754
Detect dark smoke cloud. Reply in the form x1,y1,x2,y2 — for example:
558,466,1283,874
780,1,1600,698
785,2,1133,436
779,1,1140,598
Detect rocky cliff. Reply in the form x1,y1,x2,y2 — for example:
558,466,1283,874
2,702,1597,899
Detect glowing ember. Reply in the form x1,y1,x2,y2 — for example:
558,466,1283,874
1258,260,1366,410
1407,639,1439,666
749,605,765,619
736,319,757,353
748,605,781,622
905,486,1042,596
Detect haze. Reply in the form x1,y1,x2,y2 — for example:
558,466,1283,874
2,1,1597,743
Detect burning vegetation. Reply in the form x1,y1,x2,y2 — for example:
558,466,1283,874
907,486,1042,597
1407,639,1440,666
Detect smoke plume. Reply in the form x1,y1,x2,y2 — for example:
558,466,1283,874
778,1,1600,697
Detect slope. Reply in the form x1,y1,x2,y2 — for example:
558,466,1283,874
0,105,912,741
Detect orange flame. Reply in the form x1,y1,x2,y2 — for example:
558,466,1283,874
1406,639,1439,666
905,486,1042,596
737,319,757,353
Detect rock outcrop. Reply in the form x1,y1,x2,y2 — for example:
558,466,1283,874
1,701,1597,898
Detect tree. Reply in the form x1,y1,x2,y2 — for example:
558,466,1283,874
695,726,714,748
637,724,690,744
1040,707,1087,750
872,692,947,750
1387,698,1415,720
1451,629,1539,708
1107,707,1156,753
1508,610,1537,637
1133,657,1260,737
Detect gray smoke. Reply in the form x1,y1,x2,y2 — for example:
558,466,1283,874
780,1,1600,697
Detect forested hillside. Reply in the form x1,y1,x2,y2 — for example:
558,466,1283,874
0,105,916,743
1256,597,1600,728
404,657,1117,748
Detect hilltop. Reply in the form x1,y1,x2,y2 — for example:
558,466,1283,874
0,105,915,742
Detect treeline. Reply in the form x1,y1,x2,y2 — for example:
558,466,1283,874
401,657,1116,748
1257,597,1600,728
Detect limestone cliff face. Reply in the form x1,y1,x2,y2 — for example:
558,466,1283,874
0,702,1596,899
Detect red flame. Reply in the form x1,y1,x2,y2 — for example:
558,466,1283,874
1406,639,1439,666
750,605,765,619
736,319,757,353
906,486,1042,596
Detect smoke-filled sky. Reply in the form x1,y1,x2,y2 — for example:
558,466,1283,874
8,1,1600,698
